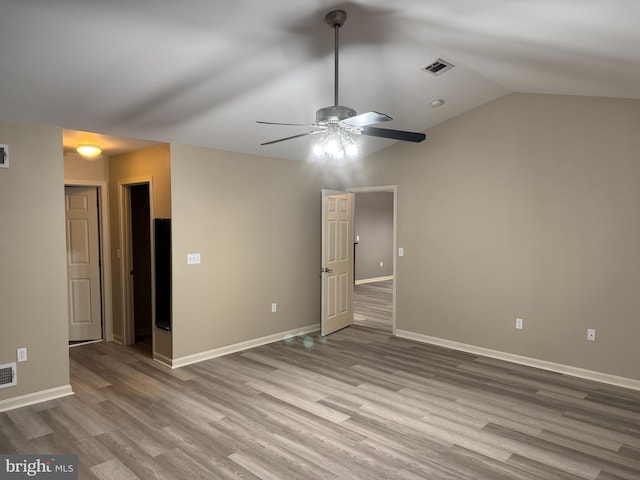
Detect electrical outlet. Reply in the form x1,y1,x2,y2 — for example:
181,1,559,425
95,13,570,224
17,348,27,362
587,328,596,341
271,303,277,313
515,318,524,330
187,253,201,264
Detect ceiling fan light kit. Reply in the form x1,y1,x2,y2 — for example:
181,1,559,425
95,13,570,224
312,122,359,161
257,9,426,161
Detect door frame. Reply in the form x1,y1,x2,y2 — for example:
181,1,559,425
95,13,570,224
346,185,397,335
118,176,155,348
64,179,113,342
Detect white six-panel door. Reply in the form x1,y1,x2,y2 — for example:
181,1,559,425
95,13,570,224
65,186,102,342
321,190,354,336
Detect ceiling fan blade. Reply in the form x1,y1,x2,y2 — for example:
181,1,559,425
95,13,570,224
360,126,426,143
260,131,319,146
341,111,392,127
257,121,317,127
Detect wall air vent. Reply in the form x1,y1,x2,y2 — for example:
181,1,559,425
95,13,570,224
0,363,17,388
423,59,455,76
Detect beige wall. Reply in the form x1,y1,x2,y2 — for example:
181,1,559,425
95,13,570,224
0,121,70,402
108,144,171,357
63,151,109,182
356,93,640,380
170,145,344,359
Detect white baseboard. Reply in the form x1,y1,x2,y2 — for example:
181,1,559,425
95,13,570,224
171,324,320,369
153,352,173,368
112,334,124,345
355,275,394,285
68,339,102,348
0,385,74,413
395,330,640,392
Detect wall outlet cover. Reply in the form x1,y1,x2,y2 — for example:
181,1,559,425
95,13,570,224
187,253,201,264
17,348,27,362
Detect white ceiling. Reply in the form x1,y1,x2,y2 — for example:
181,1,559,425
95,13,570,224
1,1,639,160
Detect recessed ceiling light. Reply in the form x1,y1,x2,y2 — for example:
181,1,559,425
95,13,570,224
430,99,445,108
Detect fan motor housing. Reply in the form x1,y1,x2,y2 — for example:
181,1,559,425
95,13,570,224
316,105,356,124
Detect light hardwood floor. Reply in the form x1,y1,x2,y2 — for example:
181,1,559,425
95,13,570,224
354,279,393,332
2,325,640,479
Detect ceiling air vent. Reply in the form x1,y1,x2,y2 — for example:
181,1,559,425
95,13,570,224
423,59,455,76
0,363,17,388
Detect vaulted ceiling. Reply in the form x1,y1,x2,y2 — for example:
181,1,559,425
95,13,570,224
1,1,639,160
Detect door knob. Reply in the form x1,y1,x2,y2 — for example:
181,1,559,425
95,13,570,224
321,267,333,273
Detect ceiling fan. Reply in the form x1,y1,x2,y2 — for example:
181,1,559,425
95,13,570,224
257,9,426,160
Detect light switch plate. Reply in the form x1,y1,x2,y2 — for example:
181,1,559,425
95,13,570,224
398,247,404,257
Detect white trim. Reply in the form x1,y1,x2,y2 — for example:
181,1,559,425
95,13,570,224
171,324,320,369
355,275,394,285
68,339,103,348
64,180,113,342
112,334,124,345
0,385,74,412
396,330,640,392
153,352,173,368
347,185,398,336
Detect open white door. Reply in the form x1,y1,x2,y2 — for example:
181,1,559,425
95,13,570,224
321,189,354,336
65,186,102,342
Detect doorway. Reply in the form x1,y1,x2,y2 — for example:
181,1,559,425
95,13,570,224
130,184,152,345
348,186,397,335
120,179,154,354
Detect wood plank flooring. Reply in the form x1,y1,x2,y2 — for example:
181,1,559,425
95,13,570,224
354,279,393,332
2,326,640,479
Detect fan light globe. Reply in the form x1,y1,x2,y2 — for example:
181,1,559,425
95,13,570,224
345,140,359,158
312,143,324,157
325,137,341,156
